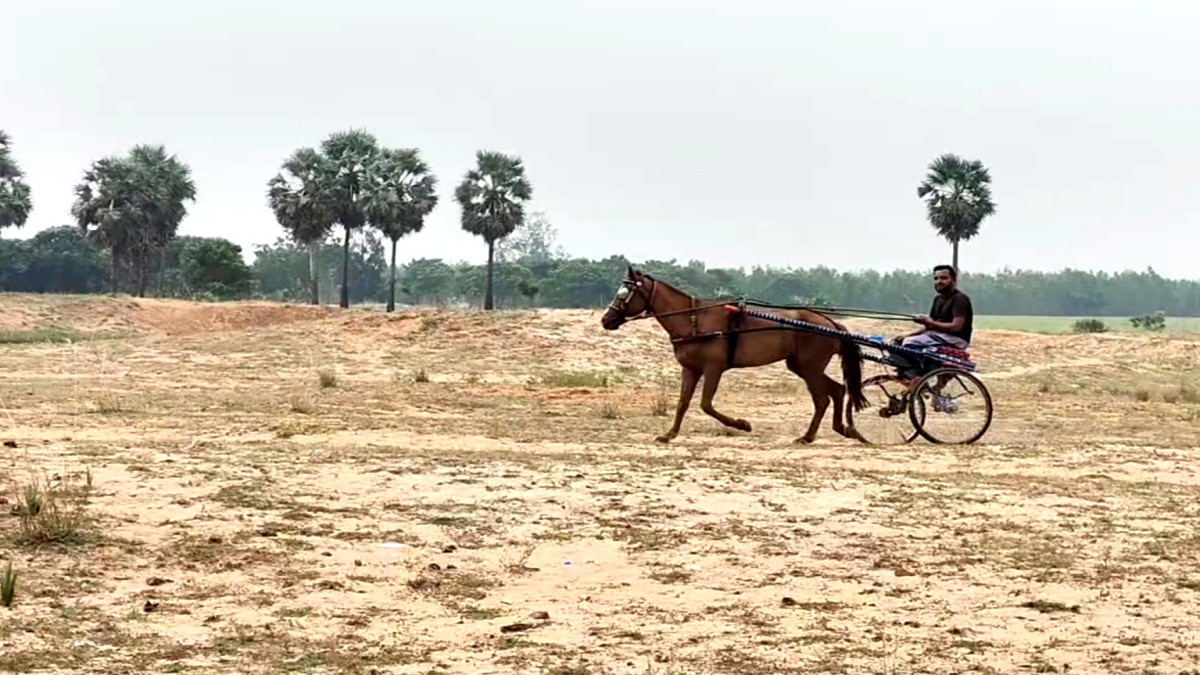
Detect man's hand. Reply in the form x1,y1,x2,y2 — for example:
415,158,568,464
913,315,930,326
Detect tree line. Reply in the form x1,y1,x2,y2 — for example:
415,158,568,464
2,127,1009,312
3,127,1193,316
1,221,1197,318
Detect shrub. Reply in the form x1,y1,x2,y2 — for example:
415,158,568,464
1071,318,1108,334
1130,311,1166,332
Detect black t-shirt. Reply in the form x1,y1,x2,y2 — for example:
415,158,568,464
930,290,973,343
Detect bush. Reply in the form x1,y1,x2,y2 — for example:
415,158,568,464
1130,311,1167,332
1071,318,1108,334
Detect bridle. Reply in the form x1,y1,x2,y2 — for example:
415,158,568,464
606,276,659,322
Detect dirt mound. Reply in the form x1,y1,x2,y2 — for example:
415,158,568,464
3,295,1197,377
0,293,341,337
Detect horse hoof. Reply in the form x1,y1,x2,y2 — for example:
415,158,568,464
734,419,752,432
655,434,675,444
793,436,814,445
845,426,867,443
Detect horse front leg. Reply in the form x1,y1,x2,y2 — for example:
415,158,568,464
657,366,701,443
699,366,752,432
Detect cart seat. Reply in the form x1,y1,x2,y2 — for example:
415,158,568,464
933,346,973,362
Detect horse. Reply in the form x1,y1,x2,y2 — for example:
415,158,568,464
600,265,868,444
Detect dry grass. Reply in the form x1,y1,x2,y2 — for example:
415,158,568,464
1,293,1200,673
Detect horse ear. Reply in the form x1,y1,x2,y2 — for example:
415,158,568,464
626,263,635,276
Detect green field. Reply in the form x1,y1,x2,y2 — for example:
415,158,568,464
976,315,1200,334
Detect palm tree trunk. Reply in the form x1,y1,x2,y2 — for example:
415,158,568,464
307,241,319,305
339,226,351,308
387,237,398,313
484,240,495,310
110,246,121,295
952,240,960,272
136,253,148,298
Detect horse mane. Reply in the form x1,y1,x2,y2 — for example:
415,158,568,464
638,272,737,305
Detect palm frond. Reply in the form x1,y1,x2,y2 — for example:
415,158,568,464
0,130,32,229
916,153,996,244
455,150,534,244
362,147,440,241
266,146,336,245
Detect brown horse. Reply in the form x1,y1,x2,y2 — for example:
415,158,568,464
600,265,868,444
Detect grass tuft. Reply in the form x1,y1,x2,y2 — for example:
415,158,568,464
0,328,86,344
539,369,615,388
12,468,95,546
317,368,338,389
1,560,15,608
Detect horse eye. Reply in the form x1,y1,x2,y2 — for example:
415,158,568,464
616,287,631,299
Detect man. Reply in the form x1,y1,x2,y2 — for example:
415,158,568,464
889,264,973,381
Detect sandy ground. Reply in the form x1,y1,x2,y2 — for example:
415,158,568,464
1,294,1199,675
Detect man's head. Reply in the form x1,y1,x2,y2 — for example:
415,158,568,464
933,264,957,294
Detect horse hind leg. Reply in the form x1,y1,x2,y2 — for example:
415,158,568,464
698,366,752,433
786,357,831,444
821,373,853,438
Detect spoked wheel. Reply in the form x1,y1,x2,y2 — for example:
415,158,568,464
852,374,922,445
908,368,994,444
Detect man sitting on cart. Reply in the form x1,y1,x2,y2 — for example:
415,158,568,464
888,264,974,382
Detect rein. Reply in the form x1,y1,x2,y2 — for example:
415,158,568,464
610,277,731,324
610,278,761,346
737,297,916,322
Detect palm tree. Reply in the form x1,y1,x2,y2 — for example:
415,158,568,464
267,147,336,305
455,150,533,310
364,148,439,312
320,129,381,308
72,145,195,296
72,156,138,293
128,145,197,296
0,130,33,235
916,153,996,271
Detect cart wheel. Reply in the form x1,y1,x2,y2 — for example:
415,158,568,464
908,368,993,445
852,374,920,445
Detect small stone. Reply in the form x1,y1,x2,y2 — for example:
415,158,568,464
500,622,535,633
143,600,159,613
442,545,458,553
146,577,172,587
258,528,278,537
781,597,797,607
530,611,550,620
428,563,442,572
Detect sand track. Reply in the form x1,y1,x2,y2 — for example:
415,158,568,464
1,294,1199,674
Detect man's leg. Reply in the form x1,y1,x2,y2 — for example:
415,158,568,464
894,332,968,380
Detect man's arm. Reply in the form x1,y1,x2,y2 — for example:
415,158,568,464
894,298,938,341
920,294,969,333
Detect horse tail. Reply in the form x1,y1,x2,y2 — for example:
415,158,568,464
839,333,868,412
810,313,867,413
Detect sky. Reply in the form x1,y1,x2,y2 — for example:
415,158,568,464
3,0,1199,279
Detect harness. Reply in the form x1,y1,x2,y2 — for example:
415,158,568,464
608,276,819,368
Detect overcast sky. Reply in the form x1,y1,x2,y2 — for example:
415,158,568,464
3,0,1198,278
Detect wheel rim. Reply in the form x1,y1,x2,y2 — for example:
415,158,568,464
909,369,993,444
853,375,919,445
